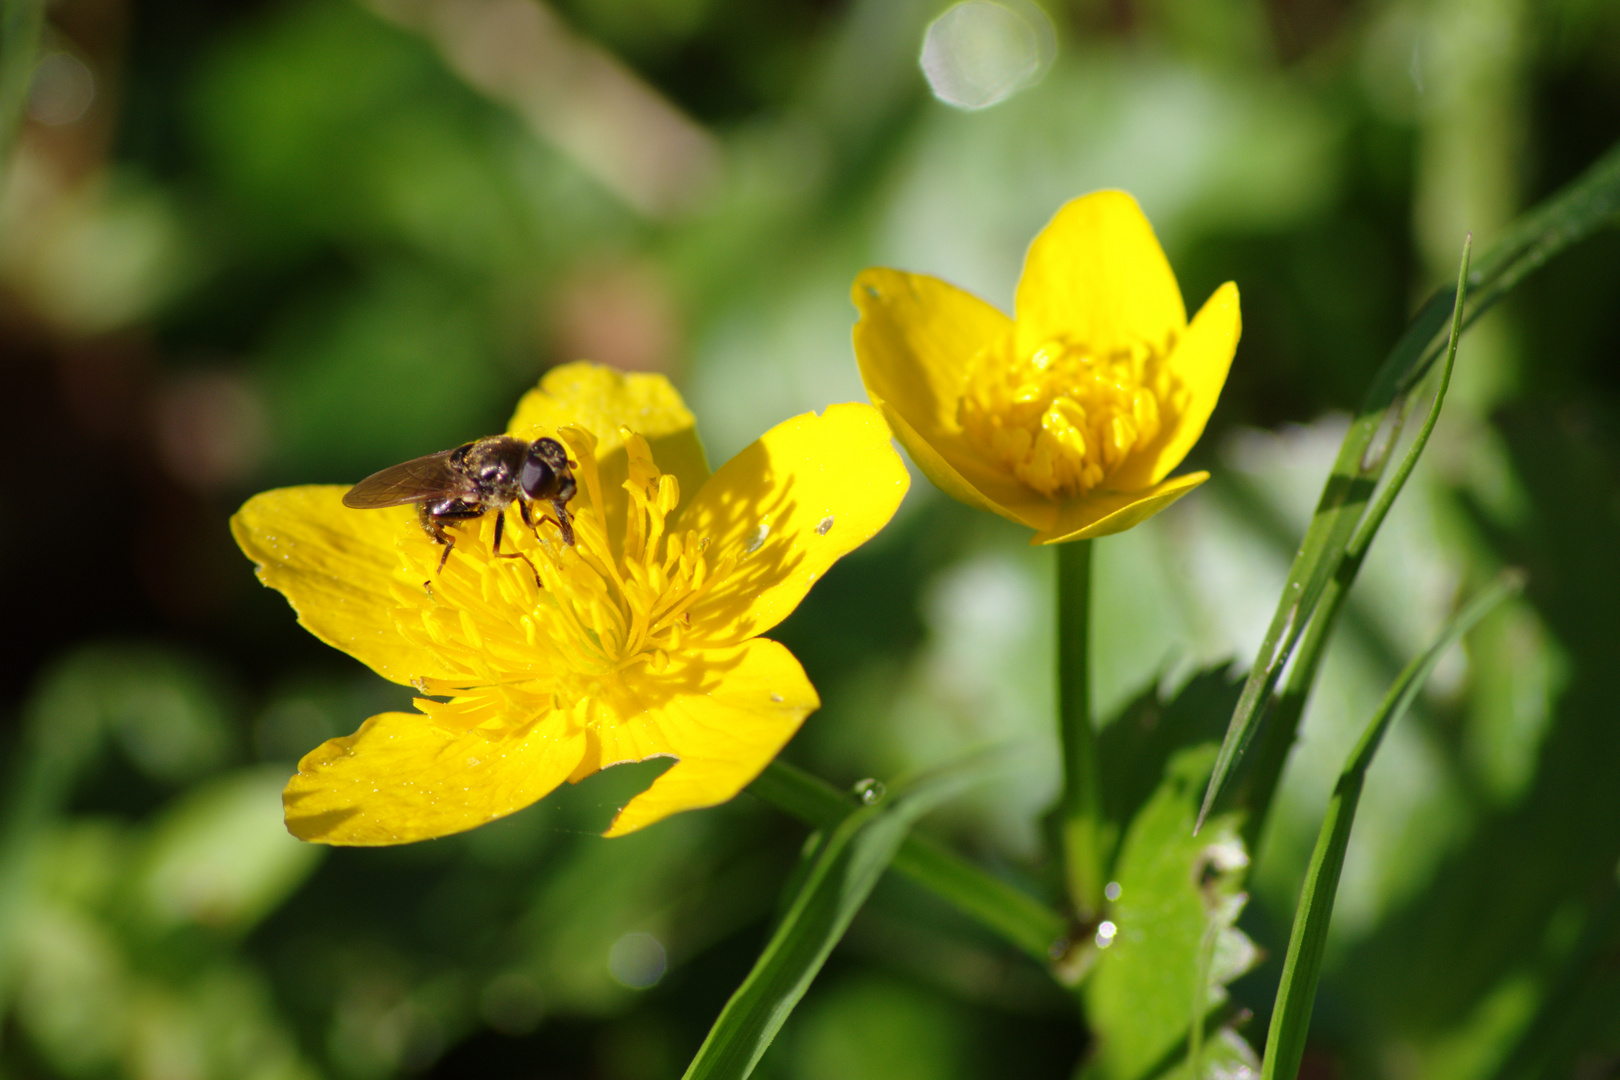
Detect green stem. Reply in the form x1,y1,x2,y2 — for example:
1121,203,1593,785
1057,538,1103,920
748,760,1066,965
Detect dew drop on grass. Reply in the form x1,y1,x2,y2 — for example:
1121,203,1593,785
853,778,886,805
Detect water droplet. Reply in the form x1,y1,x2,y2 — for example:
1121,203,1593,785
853,778,886,805
863,284,881,299
770,693,784,703
1047,936,1070,960
816,515,835,536
745,522,770,554
1094,920,1117,949
1104,881,1122,902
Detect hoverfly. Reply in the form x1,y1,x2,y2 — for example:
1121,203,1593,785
343,436,577,578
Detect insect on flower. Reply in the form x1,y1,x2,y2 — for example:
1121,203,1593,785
231,362,911,846
342,435,578,577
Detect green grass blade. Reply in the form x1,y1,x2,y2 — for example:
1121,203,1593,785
686,751,1016,1080
749,759,1066,964
1198,136,1620,833
1259,573,1523,1080
1238,235,1471,854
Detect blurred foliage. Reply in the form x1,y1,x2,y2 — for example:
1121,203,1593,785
3,0,1620,1076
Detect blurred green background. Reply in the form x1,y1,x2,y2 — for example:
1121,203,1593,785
2,0,1619,1076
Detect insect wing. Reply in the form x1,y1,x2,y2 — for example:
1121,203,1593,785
343,450,471,508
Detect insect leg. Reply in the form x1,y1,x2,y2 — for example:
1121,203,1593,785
490,507,543,589
415,503,458,581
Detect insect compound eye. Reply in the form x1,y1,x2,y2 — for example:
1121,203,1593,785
518,455,555,499
534,437,568,468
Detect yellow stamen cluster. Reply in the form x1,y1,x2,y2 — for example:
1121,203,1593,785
387,426,731,726
958,333,1176,498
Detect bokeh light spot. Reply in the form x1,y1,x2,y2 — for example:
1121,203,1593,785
28,52,95,126
608,932,667,989
920,0,1055,111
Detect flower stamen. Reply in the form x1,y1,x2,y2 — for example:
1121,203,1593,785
957,332,1182,498
390,425,736,709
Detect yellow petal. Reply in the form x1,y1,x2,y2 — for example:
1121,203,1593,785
1032,471,1208,545
1112,282,1241,490
851,268,1003,448
601,639,818,837
508,361,711,549
232,486,454,685
283,710,586,845
676,402,909,644
1014,191,1186,364
868,393,1056,533
851,269,1052,530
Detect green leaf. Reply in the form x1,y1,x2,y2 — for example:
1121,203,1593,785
1082,747,1258,1080
1201,136,1620,830
1260,573,1523,1080
684,752,1013,1080
748,759,1066,965
1098,667,1244,861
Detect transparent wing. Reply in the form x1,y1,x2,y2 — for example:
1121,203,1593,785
342,450,469,508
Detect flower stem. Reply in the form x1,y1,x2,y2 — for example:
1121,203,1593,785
1057,538,1104,920
748,760,1067,964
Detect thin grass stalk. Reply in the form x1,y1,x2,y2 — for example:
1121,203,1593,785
749,760,1066,965
1239,235,1472,856
1199,138,1620,832
1260,572,1522,1080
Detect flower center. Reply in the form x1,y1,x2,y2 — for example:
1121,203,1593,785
958,332,1176,498
391,426,731,711
532,425,732,677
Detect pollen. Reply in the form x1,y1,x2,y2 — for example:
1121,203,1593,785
957,332,1182,498
390,425,734,717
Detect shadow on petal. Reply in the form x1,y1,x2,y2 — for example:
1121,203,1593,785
1033,471,1209,545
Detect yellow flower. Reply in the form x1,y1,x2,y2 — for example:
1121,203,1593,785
232,362,909,845
852,190,1239,544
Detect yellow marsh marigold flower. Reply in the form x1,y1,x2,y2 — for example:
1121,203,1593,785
852,190,1240,544
232,362,909,845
